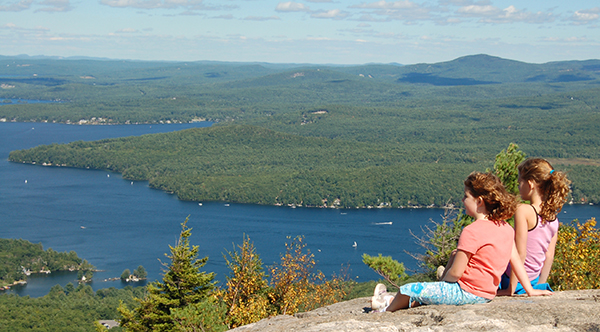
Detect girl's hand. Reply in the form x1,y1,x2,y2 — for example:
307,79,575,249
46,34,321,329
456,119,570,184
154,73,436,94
526,289,553,297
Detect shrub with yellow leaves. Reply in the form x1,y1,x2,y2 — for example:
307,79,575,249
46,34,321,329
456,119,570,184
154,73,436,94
268,236,347,316
219,235,271,328
219,235,347,329
550,218,600,290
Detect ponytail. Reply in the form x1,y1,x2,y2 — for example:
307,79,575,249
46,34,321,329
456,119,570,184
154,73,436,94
518,158,571,221
541,169,571,221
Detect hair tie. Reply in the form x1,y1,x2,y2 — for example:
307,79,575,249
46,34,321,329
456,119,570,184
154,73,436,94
549,169,555,174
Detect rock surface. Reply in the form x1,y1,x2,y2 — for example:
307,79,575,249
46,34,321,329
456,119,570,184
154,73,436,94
230,290,600,331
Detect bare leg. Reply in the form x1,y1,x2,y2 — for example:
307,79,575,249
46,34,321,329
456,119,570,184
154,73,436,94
385,292,411,312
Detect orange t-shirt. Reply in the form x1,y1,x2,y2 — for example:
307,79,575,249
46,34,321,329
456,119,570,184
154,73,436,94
457,219,514,299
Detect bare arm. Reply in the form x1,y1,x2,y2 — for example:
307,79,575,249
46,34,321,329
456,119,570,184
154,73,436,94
514,205,531,261
441,249,471,283
538,232,557,284
507,204,533,294
497,269,519,296
509,243,553,296
439,249,456,281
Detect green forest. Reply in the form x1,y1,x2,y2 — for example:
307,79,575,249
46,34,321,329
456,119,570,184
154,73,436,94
0,284,143,331
4,54,600,207
0,239,94,287
1,54,600,125
2,52,600,331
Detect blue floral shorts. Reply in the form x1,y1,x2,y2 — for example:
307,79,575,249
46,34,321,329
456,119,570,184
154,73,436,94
399,281,490,307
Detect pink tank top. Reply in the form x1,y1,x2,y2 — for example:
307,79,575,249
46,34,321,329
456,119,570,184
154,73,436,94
523,205,559,280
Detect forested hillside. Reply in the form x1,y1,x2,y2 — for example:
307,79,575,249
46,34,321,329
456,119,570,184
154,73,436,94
0,239,94,286
9,122,600,207
0,284,143,331
4,54,600,206
1,54,599,124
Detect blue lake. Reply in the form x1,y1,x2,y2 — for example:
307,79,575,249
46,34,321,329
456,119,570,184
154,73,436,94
1,122,599,298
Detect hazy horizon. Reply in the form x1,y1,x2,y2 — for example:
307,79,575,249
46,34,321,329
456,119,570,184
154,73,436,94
0,1,598,65
2,52,599,67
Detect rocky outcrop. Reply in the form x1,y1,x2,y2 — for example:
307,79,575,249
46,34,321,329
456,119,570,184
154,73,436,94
230,290,600,331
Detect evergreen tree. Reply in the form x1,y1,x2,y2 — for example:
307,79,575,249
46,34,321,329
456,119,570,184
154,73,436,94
492,143,526,196
121,269,131,280
119,217,216,331
65,282,75,294
134,265,148,279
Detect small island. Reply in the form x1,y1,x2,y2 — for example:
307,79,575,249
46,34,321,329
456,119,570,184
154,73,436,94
120,265,147,282
0,238,95,290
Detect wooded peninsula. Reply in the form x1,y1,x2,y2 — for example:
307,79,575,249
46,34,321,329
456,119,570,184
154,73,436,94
0,238,94,288
3,54,600,207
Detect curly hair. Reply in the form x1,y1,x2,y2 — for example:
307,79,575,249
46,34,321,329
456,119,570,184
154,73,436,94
464,171,517,221
518,158,571,222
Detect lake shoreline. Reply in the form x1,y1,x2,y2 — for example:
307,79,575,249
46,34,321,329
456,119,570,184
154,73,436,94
8,160,598,210
3,121,598,298
0,118,210,125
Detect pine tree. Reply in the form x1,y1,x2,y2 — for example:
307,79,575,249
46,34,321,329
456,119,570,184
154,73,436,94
492,143,526,196
119,217,216,331
134,265,147,279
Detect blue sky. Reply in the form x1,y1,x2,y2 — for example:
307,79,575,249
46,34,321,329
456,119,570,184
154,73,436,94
0,0,598,64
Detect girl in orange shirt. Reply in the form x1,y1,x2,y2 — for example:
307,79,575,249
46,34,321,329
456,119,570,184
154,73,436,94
372,172,552,312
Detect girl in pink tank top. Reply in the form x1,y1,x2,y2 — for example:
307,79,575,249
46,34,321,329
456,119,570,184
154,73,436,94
499,158,571,295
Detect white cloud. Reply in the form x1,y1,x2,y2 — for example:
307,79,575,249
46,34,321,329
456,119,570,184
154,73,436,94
457,4,498,16
434,17,462,25
456,4,555,24
116,28,139,33
275,1,310,12
351,0,419,10
568,7,600,25
178,10,208,16
36,0,73,12
350,0,430,22
0,0,33,12
1,22,49,31
311,9,348,19
213,14,234,19
355,14,389,22
100,0,206,10
542,36,588,43
438,0,484,6
305,0,332,2
243,15,280,21
2,23,18,29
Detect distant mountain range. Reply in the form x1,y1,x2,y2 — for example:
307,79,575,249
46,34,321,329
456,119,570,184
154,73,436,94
334,54,600,85
3,53,600,207
2,53,599,87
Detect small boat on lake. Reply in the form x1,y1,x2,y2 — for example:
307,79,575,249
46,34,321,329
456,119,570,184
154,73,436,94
373,222,393,225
